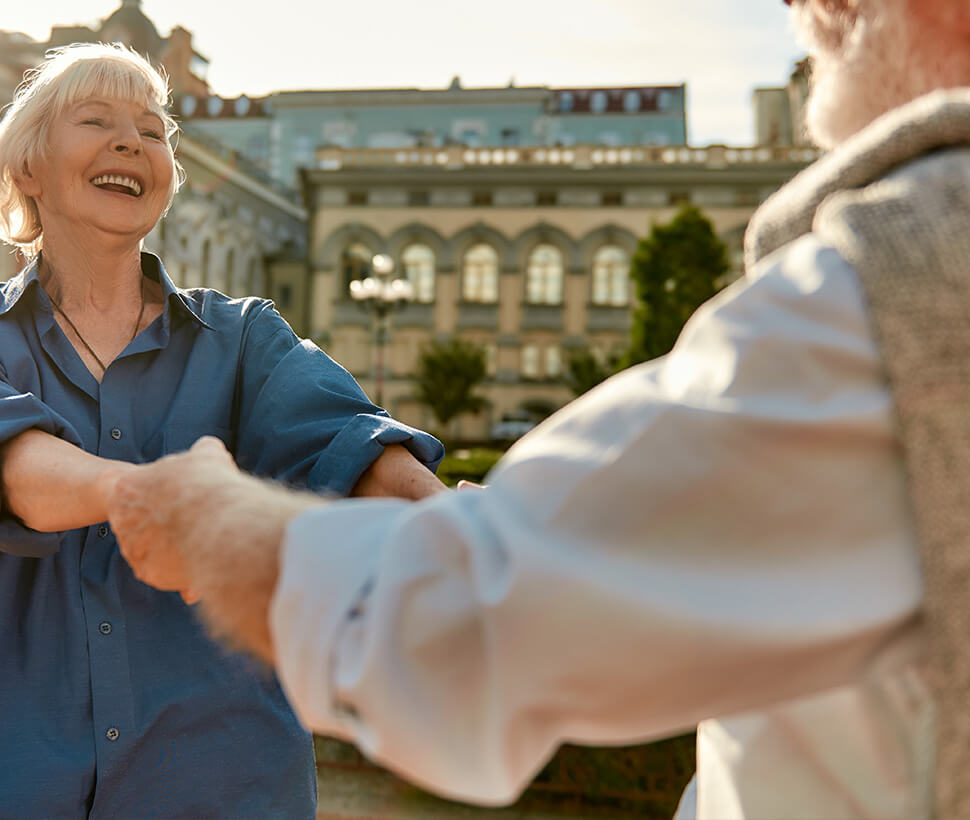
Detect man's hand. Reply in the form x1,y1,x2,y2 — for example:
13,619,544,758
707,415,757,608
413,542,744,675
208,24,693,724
108,437,241,603
107,437,323,662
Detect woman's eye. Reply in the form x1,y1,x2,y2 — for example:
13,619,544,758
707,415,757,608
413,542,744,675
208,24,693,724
82,118,104,126
142,130,163,141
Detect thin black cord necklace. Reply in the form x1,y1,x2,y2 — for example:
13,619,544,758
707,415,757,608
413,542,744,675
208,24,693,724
47,279,146,374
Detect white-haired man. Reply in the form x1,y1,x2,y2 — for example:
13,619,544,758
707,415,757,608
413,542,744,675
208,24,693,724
106,0,970,816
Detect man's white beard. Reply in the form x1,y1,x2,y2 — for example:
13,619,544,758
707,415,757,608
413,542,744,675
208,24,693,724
796,0,936,148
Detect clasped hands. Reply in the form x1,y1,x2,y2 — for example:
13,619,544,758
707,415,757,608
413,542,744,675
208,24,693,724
103,437,452,608
102,436,252,604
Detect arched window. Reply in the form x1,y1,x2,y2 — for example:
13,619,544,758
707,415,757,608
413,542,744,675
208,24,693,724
484,343,498,376
521,344,540,378
545,345,562,378
526,244,564,305
341,243,372,295
591,245,629,306
402,243,435,303
462,244,498,303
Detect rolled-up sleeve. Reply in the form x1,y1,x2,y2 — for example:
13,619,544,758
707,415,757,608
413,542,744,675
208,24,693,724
234,303,442,495
270,236,924,806
0,368,83,557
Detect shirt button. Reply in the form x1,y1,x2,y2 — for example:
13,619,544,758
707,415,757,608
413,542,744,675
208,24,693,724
110,428,122,440
99,621,112,635
105,727,120,742
98,524,109,538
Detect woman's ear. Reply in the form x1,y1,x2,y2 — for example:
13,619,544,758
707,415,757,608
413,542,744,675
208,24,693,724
12,161,41,198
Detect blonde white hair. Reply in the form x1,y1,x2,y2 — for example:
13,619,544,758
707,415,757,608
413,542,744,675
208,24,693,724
0,42,185,252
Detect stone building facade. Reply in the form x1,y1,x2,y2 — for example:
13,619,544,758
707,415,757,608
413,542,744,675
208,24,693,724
302,142,818,439
753,59,812,147
145,131,307,302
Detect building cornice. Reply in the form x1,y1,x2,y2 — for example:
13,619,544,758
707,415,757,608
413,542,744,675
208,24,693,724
177,134,307,221
305,143,819,188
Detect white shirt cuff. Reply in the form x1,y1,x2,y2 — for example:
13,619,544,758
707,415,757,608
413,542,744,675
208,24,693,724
269,498,409,738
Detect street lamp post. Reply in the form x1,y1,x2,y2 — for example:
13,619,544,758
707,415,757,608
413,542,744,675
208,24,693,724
349,254,414,407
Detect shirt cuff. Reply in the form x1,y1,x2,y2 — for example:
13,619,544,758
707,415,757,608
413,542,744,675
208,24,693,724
0,395,83,557
308,414,445,496
269,499,409,738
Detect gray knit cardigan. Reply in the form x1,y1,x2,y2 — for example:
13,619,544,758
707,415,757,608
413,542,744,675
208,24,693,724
747,89,970,819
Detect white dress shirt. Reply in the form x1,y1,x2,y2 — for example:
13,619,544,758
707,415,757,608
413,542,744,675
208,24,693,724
271,234,928,818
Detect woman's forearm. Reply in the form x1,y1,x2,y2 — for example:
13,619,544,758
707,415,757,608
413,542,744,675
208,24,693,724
2,429,134,532
350,444,448,500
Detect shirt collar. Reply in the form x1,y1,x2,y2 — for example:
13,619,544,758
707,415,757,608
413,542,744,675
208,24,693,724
139,252,215,330
0,251,215,330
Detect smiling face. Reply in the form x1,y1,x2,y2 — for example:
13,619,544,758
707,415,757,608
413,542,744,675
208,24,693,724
16,96,175,247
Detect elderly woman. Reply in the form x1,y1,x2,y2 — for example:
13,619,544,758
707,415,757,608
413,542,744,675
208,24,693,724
0,43,444,819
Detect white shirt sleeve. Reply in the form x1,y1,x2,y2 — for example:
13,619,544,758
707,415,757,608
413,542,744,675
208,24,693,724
270,234,923,806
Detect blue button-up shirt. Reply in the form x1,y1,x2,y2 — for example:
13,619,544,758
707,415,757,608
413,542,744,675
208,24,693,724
0,253,443,819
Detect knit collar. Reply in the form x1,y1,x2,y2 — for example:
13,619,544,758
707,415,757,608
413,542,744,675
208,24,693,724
745,88,970,273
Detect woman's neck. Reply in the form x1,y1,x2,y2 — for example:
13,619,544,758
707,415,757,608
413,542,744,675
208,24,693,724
38,235,145,314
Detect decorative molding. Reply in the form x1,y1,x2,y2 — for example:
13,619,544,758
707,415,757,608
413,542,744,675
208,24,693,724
393,302,435,328
315,222,386,268
386,222,449,262
512,222,582,270
521,304,564,331
577,224,640,264
457,303,499,330
586,304,633,332
331,300,371,327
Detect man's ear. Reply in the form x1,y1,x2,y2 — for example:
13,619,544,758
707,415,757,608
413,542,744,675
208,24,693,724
909,0,970,34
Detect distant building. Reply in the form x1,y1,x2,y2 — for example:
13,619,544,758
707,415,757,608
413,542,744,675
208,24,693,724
146,132,306,311
753,59,812,147
301,141,818,439
45,0,209,96
179,81,689,188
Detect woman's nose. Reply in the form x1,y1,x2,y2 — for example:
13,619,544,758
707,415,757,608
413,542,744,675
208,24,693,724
110,123,142,155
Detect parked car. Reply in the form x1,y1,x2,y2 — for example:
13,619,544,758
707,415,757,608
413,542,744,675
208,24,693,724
489,413,538,443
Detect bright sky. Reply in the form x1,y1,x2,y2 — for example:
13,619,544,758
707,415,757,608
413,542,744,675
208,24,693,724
3,0,805,146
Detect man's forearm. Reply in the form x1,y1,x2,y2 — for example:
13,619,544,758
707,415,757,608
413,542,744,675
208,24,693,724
108,438,324,664
187,477,322,663
2,429,133,531
110,438,433,664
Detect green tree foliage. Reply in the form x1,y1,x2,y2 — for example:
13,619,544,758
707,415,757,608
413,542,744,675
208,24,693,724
414,339,487,433
626,204,730,365
565,347,618,396
435,448,504,486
